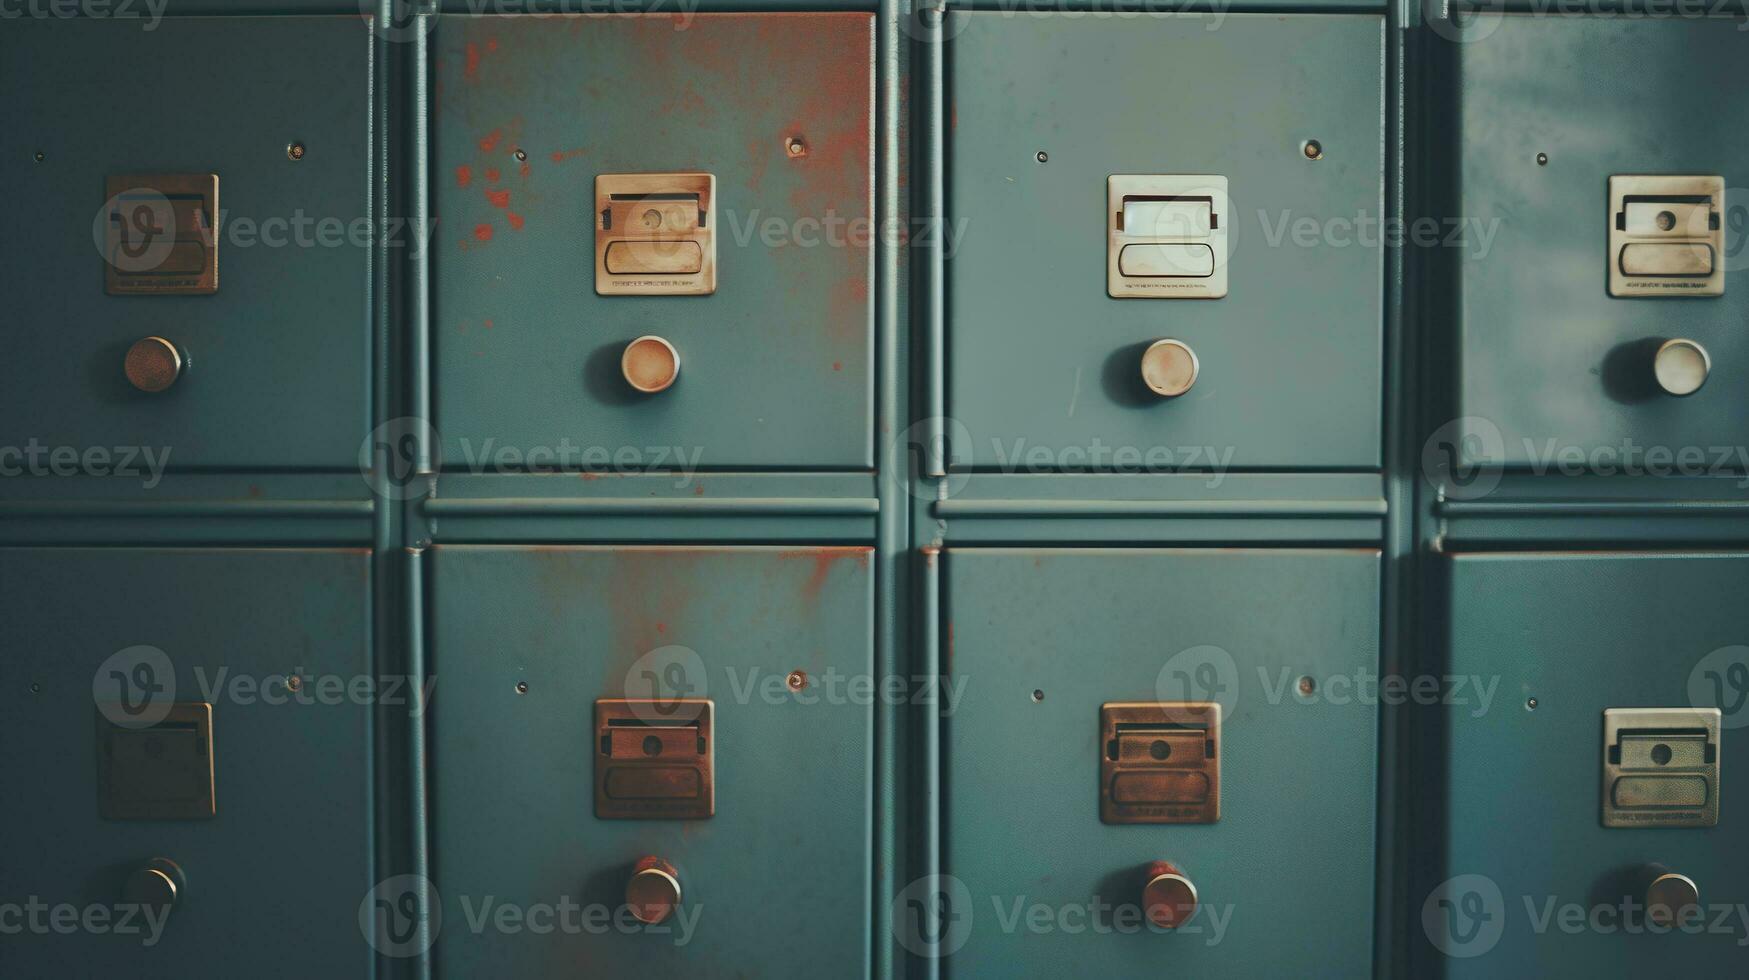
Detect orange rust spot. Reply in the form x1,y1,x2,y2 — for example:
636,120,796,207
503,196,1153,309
484,319,495,330
780,547,873,601
484,167,502,184
519,161,532,179
655,622,666,633
486,188,511,209
693,485,705,496
464,42,481,82
832,361,843,372
507,212,525,231
455,165,473,188
550,148,588,164
479,129,503,153
578,471,602,481
486,37,499,52
473,224,493,242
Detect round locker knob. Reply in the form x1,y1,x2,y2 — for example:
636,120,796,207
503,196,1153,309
1141,860,1199,929
124,337,184,393
1653,338,1709,397
123,858,186,914
622,335,680,394
1644,870,1700,928
625,856,682,925
1140,339,1199,398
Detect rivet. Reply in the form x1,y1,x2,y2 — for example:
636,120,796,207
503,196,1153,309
786,670,808,692
1036,150,1048,163
786,136,808,157
1297,675,1317,697
1536,152,1549,166
515,681,529,695
1031,689,1045,703
286,141,306,161
514,148,528,162
1302,139,1324,161
34,151,46,163
1526,697,1538,711
285,674,303,693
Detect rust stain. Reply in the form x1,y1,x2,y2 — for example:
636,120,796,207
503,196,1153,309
473,224,493,242
455,165,473,188
484,167,502,185
832,361,843,372
485,188,511,209
479,129,503,153
507,212,525,231
550,148,588,164
519,161,532,179
779,547,873,603
463,42,482,82
484,319,495,330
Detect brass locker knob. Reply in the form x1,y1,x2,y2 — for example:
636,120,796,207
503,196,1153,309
1140,339,1198,398
625,856,682,925
1141,860,1199,929
622,335,680,393
1653,339,1709,397
123,857,186,914
1643,868,1700,928
124,337,185,393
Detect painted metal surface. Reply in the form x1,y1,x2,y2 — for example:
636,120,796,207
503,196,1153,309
427,545,873,977
1442,552,1748,974
0,17,375,471
430,14,876,470
942,548,1380,975
1453,17,1749,469
0,547,374,978
944,13,1385,471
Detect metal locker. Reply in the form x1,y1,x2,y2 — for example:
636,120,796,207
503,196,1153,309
428,545,873,976
1452,18,1749,471
0,17,375,471
939,548,1380,974
944,13,1385,471
0,548,374,978
1438,552,1747,974
431,14,877,470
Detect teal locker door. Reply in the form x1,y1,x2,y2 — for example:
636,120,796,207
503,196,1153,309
1454,18,1749,469
942,548,1380,975
0,18,374,471
945,13,1385,470
429,545,873,977
0,548,374,979
1440,552,1749,974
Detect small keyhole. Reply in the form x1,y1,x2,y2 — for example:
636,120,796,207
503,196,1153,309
642,735,663,757
1149,739,1172,761
1656,210,1677,232
1651,743,1673,766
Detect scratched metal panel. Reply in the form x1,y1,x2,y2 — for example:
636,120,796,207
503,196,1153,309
431,14,876,470
0,17,374,471
942,548,1379,973
1454,18,1749,469
0,548,373,978
429,545,873,976
945,14,1384,470
1441,552,1749,974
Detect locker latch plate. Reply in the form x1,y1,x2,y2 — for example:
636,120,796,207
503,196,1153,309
1608,175,1725,298
595,698,715,820
103,174,219,295
595,173,717,296
1100,701,1221,824
96,701,216,821
1602,707,1720,828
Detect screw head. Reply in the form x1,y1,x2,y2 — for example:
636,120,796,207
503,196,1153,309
786,136,807,157
284,674,303,693
1536,152,1549,166
514,148,528,162
33,151,45,163
286,142,306,161
1036,150,1048,163
1297,675,1317,697
515,681,529,695
1302,139,1324,161
1526,697,1538,711
786,670,808,692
